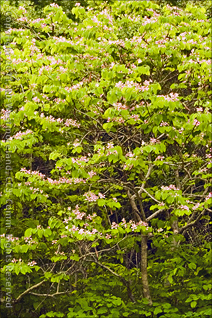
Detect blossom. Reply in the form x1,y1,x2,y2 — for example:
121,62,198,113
150,138,157,144
155,156,164,161
111,222,118,229
131,223,137,231
205,192,212,201
88,171,96,178
192,203,200,210
193,119,200,126
106,142,114,149
84,192,99,202
163,93,179,102
161,184,179,191
180,205,189,211
50,3,59,7
9,130,33,140
131,114,140,121
160,121,169,126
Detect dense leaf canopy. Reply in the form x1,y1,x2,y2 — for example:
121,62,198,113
0,1,211,317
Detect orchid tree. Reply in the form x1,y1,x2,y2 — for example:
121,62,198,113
0,1,211,317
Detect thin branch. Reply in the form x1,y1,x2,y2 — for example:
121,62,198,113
29,290,72,297
179,209,206,235
147,208,165,221
16,280,45,302
141,188,161,204
93,260,136,303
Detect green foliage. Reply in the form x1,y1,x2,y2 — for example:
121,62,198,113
0,0,211,317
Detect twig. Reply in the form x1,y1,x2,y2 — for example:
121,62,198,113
16,280,45,302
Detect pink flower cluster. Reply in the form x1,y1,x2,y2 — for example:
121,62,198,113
112,219,149,232
28,261,37,266
72,205,86,220
155,156,164,161
9,130,33,140
107,117,125,124
1,109,10,121
64,118,80,128
193,119,200,126
205,192,212,201
17,17,28,22
64,81,83,92
84,192,102,202
47,177,72,185
20,168,45,179
161,184,179,191
126,152,134,158
24,236,36,244
108,39,125,47
39,66,53,75
46,57,64,66
160,121,169,126
115,80,152,92
163,93,179,102
180,205,189,211
113,103,128,110
54,98,66,104
150,138,158,144
88,171,96,178
12,258,22,263
6,235,19,242
30,18,45,24
50,3,59,7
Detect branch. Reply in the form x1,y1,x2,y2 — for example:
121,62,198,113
16,280,45,302
29,290,72,297
127,190,142,222
179,209,206,235
93,260,136,303
141,188,161,204
146,208,165,221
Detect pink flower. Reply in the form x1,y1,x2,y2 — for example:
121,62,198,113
193,119,200,126
192,203,200,210
50,3,59,7
150,138,157,144
106,142,114,149
155,156,164,161
205,192,212,201
84,192,99,202
111,222,118,229
131,224,137,231
161,184,179,191
131,114,140,121
180,205,189,211
160,121,169,126
98,193,105,199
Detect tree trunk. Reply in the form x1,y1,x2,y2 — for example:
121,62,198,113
141,234,152,305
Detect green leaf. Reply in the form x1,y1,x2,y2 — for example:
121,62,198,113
24,228,32,237
70,254,80,261
97,307,108,314
190,301,197,308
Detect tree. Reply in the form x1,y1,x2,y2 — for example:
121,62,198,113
1,1,211,317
